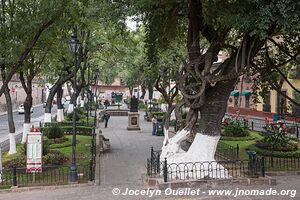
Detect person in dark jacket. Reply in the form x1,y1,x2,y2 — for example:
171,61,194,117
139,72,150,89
103,111,110,128
104,99,110,109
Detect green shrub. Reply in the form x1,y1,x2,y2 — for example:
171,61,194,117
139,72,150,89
220,135,256,141
16,154,26,167
223,121,249,137
47,124,64,139
50,139,72,149
43,137,50,156
48,136,68,145
42,126,93,136
255,140,298,151
262,126,292,150
139,101,146,110
66,112,80,122
43,150,68,165
151,112,166,119
248,144,300,158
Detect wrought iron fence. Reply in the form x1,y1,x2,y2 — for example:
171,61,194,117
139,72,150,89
147,147,161,176
260,156,300,171
0,164,93,188
146,148,265,182
215,142,239,161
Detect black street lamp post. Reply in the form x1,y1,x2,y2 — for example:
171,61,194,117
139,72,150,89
86,63,91,126
68,27,81,183
93,69,100,134
91,69,99,169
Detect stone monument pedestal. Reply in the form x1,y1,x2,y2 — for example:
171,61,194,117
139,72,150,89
127,112,141,130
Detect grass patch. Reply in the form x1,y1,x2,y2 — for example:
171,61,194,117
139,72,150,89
2,144,25,164
55,135,93,165
219,131,300,160
2,135,92,166
219,131,264,160
50,139,72,149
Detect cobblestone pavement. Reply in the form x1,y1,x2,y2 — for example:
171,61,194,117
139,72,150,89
0,108,299,200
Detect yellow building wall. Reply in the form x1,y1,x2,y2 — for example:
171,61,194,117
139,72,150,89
270,90,277,113
256,96,263,111
256,79,300,113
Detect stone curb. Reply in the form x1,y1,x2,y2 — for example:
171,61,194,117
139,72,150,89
0,182,94,194
145,176,277,189
266,171,300,176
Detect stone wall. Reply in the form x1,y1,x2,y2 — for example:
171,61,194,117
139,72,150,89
0,81,44,112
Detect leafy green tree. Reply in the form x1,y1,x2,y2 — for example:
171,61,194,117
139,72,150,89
120,0,300,165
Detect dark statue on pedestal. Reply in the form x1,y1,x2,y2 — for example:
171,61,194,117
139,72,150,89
130,96,139,112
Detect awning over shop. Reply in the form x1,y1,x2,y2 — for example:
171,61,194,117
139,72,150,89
241,91,251,96
230,91,239,97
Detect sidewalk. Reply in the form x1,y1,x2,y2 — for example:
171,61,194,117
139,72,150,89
97,111,164,186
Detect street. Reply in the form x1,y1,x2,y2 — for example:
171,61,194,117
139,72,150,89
0,104,57,150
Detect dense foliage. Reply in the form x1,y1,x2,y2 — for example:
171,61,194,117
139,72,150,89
223,121,250,137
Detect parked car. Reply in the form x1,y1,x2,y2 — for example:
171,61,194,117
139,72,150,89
18,104,33,114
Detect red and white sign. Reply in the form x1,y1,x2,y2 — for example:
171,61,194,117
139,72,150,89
26,128,42,173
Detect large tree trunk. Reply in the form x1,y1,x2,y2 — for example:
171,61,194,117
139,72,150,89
56,85,64,122
4,85,16,154
44,85,58,123
22,93,33,143
129,87,133,96
67,89,79,114
148,85,154,100
161,80,235,179
140,84,146,99
80,91,85,108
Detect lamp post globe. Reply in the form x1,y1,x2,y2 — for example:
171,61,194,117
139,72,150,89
68,32,80,54
69,28,81,183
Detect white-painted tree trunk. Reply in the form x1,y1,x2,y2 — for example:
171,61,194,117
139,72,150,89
8,133,17,154
67,104,74,114
162,127,170,147
61,110,65,121
44,113,52,123
161,131,229,179
80,99,84,108
57,109,64,122
21,123,32,144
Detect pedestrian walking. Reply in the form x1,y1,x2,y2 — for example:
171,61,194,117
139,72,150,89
104,99,110,109
152,117,157,135
103,111,110,128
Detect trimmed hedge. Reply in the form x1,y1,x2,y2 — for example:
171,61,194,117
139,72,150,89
248,144,300,158
255,140,298,152
44,121,93,128
50,138,72,149
47,124,64,139
41,126,93,136
220,135,257,141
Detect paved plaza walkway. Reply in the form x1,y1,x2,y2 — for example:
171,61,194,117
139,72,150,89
0,108,299,199
97,112,164,186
